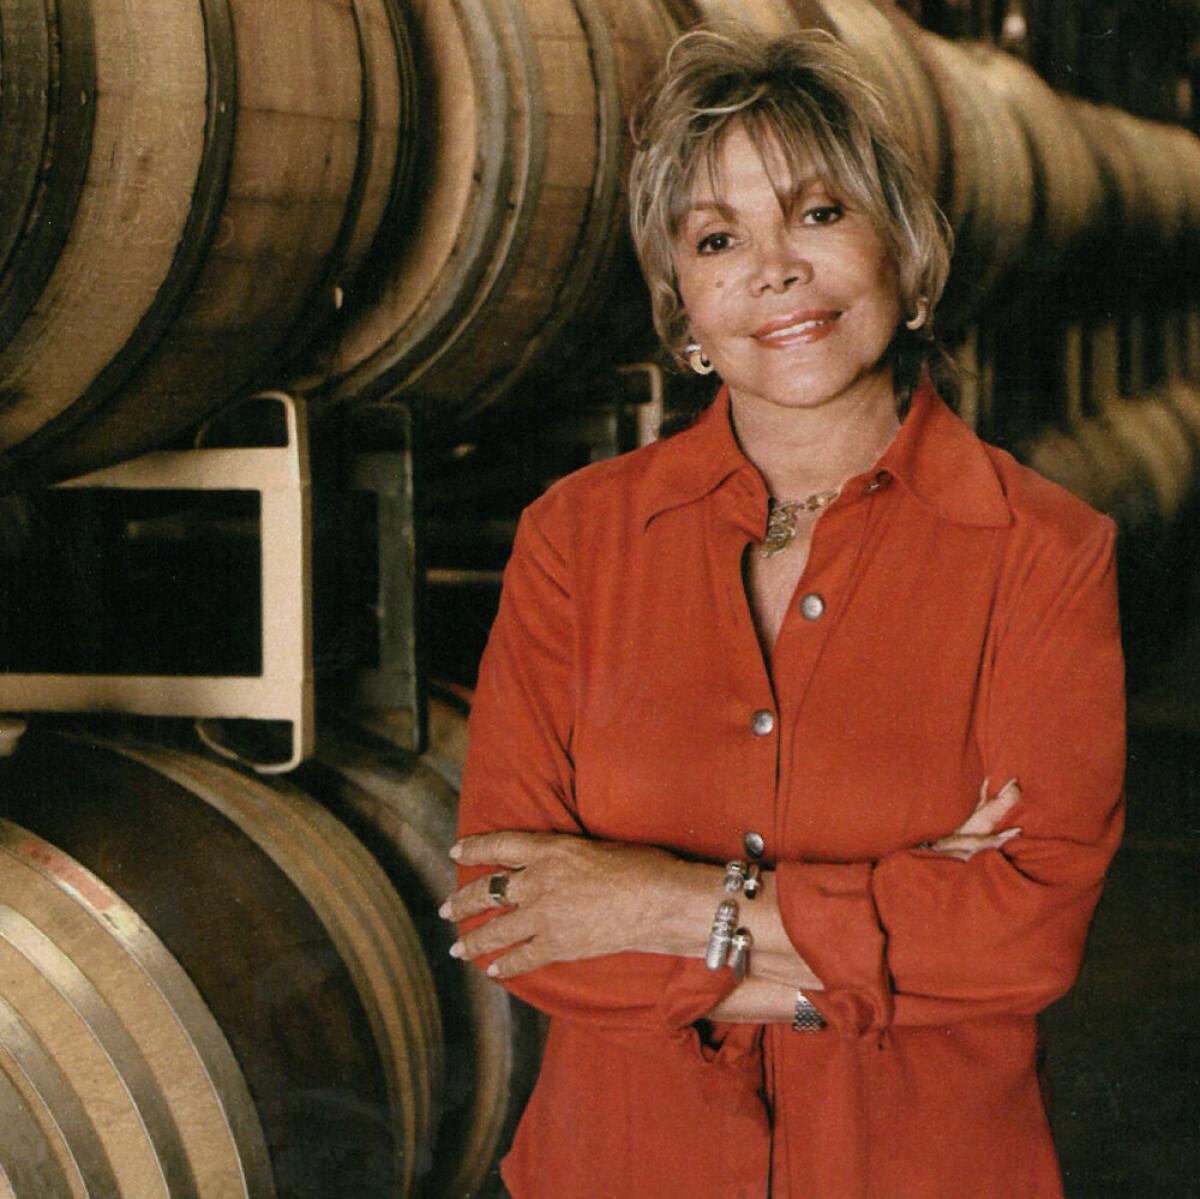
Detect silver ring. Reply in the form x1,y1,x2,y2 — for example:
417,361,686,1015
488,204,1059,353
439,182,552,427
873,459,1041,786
487,873,510,906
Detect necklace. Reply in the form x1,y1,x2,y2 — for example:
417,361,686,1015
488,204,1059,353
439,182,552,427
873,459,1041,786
760,490,840,558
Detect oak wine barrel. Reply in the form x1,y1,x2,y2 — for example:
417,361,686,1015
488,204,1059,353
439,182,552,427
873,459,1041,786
1068,99,1199,293
0,818,273,1198
302,0,681,425
1106,396,1196,523
810,0,947,196
971,46,1104,271
4,0,1196,460
303,0,953,426
0,728,441,1197
1165,380,1200,446
1024,427,1104,510
293,692,545,1199
916,33,1037,319
0,0,417,484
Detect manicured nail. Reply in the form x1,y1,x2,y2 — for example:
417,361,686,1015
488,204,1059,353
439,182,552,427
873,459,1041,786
449,941,464,958
449,843,462,860
1001,827,1021,840
1002,777,1019,792
437,901,451,919
486,963,499,977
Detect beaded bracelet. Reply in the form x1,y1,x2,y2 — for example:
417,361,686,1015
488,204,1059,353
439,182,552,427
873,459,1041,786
708,863,765,972
722,860,761,899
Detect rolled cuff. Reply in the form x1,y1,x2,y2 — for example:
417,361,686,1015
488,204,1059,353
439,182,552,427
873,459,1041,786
775,860,893,1036
658,955,740,1031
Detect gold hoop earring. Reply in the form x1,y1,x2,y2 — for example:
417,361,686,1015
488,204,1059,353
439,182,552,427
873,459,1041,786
685,342,715,375
904,298,929,332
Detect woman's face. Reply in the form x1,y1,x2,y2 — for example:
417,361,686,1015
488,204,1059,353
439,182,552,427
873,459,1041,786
672,123,903,416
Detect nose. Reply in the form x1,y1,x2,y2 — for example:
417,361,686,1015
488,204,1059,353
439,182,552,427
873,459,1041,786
751,233,812,295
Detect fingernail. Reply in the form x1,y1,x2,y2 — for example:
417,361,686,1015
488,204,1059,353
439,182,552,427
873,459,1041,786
486,963,499,978
438,901,451,919
1002,777,1019,792
449,941,464,959
449,843,462,861
1001,827,1021,840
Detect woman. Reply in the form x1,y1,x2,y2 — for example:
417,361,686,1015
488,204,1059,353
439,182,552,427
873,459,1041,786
442,26,1124,1198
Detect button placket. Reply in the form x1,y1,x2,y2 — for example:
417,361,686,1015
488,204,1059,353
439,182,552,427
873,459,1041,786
708,492,780,875
773,497,878,861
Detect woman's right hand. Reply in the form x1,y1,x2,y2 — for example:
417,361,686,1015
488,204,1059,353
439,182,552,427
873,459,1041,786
927,778,1022,861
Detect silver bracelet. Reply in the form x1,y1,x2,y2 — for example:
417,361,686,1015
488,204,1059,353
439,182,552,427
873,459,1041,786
744,863,761,898
729,928,753,981
791,990,827,1033
705,899,738,970
722,860,762,899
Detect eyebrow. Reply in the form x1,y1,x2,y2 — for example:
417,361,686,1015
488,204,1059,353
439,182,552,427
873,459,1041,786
679,173,830,224
679,199,737,223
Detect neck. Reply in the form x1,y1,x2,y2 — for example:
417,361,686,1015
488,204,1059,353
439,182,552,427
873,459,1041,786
728,375,901,500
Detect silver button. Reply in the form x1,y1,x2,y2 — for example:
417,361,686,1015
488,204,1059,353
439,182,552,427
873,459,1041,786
751,709,775,736
744,830,766,859
799,593,826,621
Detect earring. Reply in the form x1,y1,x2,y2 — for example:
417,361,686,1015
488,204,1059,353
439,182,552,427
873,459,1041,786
904,298,929,332
685,342,715,375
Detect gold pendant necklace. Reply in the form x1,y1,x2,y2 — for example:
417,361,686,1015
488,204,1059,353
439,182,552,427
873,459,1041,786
760,490,840,558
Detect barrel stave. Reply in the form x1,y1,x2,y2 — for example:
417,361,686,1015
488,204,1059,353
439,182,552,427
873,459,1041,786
0,997,100,1199
0,931,168,1197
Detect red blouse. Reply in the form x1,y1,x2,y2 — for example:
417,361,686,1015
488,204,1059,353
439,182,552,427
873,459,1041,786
457,380,1125,1198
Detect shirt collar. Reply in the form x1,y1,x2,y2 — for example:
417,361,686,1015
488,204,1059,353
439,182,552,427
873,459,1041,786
635,387,760,529
875,377,1011,527
638,376,1012,530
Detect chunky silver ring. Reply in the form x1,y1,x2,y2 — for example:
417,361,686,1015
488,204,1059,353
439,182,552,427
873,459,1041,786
487,873,510,906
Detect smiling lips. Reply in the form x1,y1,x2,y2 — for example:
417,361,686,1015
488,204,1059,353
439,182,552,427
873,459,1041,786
752,309,841,346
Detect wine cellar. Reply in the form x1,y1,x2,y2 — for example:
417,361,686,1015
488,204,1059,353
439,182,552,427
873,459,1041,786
0,0,1197,1194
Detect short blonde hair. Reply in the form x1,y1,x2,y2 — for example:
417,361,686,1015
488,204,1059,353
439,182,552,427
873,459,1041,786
628,26,951,376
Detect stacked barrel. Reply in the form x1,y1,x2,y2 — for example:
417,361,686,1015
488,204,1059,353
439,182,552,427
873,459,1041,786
0,0,418,484
0,696,541,1197
0,0,1197,480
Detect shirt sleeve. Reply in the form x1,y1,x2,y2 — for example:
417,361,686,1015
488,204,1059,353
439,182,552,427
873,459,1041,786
456,499,740,1039
775,517,1125,1036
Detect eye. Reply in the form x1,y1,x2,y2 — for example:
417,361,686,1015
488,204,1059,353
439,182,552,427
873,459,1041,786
696,230,734,254
802,203,844,225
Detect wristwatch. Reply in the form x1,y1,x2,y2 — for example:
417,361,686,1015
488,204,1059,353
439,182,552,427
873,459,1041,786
791,991,827,1033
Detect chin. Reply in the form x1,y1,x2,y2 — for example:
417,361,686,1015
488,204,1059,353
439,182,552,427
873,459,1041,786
730,367,892,413
720,340,897,412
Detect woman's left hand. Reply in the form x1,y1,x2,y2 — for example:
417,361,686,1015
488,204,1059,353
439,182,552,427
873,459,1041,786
926,778,1023,861
441,832,681,979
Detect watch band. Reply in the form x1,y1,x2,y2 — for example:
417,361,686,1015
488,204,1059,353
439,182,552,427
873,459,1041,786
791,991,826,1033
